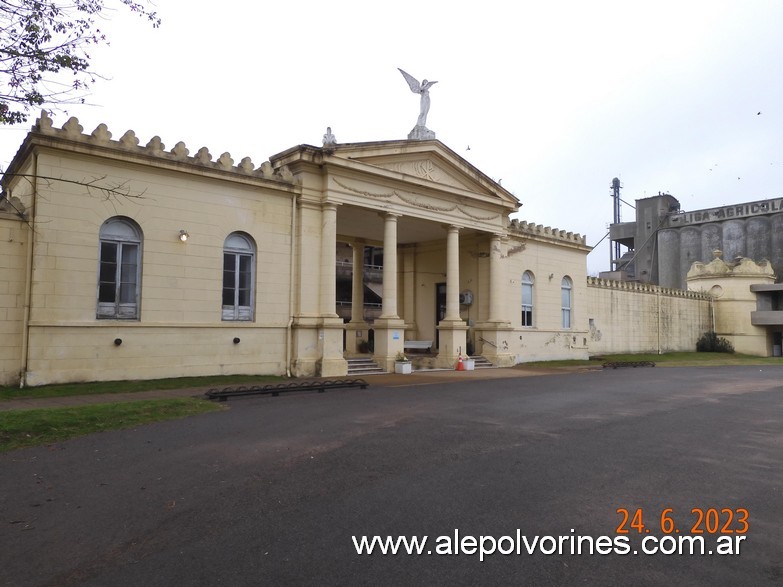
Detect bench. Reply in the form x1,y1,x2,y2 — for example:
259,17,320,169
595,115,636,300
404,340,433,353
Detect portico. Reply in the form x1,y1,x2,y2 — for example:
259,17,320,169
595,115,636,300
271,139,520,376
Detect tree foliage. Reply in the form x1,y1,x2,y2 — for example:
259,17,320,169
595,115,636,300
0,0,160,124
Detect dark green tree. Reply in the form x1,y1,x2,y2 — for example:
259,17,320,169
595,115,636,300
0,0,159,124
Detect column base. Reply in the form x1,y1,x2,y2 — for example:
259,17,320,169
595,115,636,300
319,316,347,376
435,320,468,369
292,315,347,377
371,317,406,372
474,322,516,367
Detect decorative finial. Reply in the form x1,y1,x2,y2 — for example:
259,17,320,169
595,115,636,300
322,126,337,147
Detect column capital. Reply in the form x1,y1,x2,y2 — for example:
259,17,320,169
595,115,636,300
379,211,402,221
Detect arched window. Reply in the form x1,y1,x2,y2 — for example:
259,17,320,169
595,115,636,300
97,217,142,319
561,276,573,329
521,271,534,327
223,232,255,321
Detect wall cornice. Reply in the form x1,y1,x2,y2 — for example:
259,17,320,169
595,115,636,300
2,111,299,193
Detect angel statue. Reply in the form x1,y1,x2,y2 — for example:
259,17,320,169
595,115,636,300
398,68,438,129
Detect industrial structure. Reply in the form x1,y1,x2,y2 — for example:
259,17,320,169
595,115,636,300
607,192,783,289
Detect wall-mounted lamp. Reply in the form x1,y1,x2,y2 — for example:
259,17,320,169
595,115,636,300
114,338,123,346
178,230,189,242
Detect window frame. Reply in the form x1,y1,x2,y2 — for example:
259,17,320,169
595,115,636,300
561,276,573,329
96,217,142,320
222,232,256,321
521,271,534,327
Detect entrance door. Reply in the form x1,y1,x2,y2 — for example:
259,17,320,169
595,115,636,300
435,282,447,349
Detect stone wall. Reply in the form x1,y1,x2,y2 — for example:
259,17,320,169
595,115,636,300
0,212,28,386
585,278,712,355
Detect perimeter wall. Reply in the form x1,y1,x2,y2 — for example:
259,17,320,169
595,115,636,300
585,277,712,355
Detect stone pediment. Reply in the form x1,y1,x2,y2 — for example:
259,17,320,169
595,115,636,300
324,140,519,211
361,157,473,190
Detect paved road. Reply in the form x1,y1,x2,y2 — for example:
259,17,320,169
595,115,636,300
1,366,782,586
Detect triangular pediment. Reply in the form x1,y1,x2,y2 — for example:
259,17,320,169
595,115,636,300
322,140,519,211
359,156,473,190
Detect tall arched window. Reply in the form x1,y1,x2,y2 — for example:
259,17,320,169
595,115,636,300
222,232,256,321
561,276,573,329
97,217,142,319
521,271,534,327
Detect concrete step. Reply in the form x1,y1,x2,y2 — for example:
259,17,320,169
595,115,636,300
469,355,494,369
347,357,386,375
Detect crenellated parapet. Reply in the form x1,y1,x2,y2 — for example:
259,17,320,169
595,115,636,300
508,217,588,247
32,111,297,184
587,276,711,299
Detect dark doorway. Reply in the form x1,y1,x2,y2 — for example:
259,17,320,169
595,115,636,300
435,282,447,349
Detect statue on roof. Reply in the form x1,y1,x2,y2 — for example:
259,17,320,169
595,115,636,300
398,68,437,140
322,126,337,147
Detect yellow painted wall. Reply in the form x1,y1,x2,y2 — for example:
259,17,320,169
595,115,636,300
490,225,591,362
0,214,28,385
687,257,774,356
20,150,295,385
586,279,712,354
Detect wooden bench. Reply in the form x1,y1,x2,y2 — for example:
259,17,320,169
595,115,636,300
404,340,433,353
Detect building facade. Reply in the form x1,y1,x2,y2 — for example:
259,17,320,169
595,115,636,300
1,112,601,386
2,113,778,388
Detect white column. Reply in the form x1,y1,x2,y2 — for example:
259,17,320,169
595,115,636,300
319,203,338,316
402,246,416,325
444,225,461,321
350,243,364,323
380,213,400,319
488,233,503,322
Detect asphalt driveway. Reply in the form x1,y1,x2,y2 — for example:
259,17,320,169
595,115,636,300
1,365,782,585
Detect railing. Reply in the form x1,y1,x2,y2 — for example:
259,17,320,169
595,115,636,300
335,262,384,282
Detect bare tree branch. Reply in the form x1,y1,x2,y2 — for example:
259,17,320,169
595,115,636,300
3,170,148,200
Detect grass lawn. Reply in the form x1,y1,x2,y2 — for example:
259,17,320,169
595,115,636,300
0,398,224,453
0,374,284,401
519,351,783,369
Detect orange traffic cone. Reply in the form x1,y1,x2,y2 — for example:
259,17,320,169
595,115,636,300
456,355,465,371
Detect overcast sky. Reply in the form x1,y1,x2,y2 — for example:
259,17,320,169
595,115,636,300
2,0,783,274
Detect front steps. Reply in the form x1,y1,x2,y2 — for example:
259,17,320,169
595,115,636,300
470,355,494,369
345,355,494,375
346,357,386,376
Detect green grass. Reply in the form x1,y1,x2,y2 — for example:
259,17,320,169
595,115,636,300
0,398,224,453
519,352,783,369
0,374,284,401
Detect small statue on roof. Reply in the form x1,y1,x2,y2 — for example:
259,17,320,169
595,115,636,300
398,68,438,140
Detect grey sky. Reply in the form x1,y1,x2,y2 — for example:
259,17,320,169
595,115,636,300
2,0,782,275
